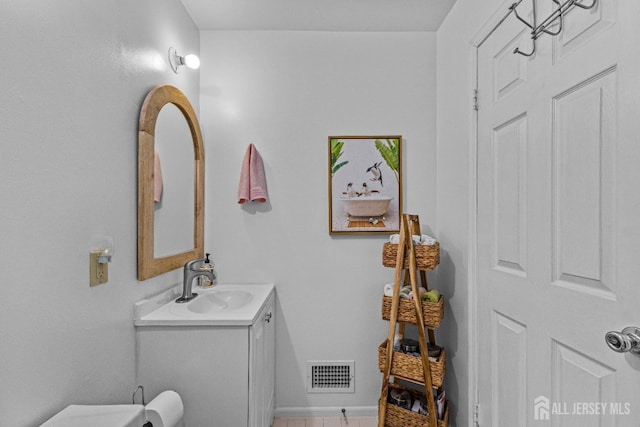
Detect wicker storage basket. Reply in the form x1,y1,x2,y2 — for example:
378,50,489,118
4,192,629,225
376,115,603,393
381,295,444,329
382,242,440,270
378,340,446,388
380,383,449,427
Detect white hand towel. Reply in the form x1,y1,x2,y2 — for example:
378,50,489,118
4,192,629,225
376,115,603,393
389,234,437,245
420,234,437,245
383,283,394,297
389,234,421,244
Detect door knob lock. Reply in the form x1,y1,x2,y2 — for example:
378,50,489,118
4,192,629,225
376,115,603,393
605,326,640,355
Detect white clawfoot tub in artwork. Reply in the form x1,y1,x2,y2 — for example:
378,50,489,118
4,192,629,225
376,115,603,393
340,196,393,217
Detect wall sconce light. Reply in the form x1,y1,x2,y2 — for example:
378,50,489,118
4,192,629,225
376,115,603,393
168,47,200,73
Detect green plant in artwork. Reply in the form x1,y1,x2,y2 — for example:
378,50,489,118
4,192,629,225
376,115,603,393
330,139,349,177
375,138,400,182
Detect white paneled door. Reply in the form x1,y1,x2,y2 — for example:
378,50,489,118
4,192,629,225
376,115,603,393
476,1,640,425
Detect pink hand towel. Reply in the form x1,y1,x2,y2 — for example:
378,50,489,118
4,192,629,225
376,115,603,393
154,151,163,203
237,143,268,204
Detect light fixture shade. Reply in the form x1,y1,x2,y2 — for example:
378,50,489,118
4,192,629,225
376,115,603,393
183,54,200,69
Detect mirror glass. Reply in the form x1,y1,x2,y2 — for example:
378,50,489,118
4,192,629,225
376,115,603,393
138,85,204,281
154,103,194,257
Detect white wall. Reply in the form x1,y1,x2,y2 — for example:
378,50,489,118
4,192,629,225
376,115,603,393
436,1,507,426
200,31,437,414
0,2,489,423
0,1,199,425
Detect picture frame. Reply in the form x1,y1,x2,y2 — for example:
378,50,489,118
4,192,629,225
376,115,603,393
328,135,402,234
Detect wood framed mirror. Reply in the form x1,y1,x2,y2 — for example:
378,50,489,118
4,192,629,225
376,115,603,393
138,85,204,280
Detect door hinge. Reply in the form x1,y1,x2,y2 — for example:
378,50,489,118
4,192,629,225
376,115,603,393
473,403,480,426
473,89,479,111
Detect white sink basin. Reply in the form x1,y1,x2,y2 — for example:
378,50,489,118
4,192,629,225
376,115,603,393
187,290,253,313
134,284,274,326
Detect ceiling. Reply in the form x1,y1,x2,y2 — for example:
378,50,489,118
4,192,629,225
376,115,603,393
180,0,458,32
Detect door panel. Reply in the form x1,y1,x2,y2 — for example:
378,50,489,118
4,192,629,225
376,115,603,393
551,340,616,427
492,311,528,426
552,68,617,298
477,1,640,425
494,32,530,100
553,1,615,62
493,114,528,276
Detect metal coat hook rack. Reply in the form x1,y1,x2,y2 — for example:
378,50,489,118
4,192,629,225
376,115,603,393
511,0,598,57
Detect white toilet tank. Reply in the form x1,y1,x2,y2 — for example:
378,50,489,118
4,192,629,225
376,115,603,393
40,404,146,427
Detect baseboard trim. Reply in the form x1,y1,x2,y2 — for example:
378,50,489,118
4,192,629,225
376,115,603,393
274,406,378,418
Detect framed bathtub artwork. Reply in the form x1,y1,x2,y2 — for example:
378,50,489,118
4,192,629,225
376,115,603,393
328,135,402,234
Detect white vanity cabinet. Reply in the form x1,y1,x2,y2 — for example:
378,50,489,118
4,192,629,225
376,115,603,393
249,294,275,427
135,285,275,427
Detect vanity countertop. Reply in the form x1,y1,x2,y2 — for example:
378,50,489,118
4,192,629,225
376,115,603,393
134,283,275,327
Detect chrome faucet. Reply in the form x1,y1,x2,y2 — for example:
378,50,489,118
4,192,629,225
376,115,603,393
175,258,216,303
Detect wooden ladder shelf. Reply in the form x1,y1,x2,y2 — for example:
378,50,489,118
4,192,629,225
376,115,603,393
378,214,448,427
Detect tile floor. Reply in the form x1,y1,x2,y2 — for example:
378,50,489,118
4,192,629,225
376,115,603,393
273,417,377,427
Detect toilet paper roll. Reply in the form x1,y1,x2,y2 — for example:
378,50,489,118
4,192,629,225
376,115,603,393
145,390,184,427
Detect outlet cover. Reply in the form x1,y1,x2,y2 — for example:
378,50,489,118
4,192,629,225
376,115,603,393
90,252,108,286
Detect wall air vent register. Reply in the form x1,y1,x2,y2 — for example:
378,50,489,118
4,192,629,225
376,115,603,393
306,360,355,393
